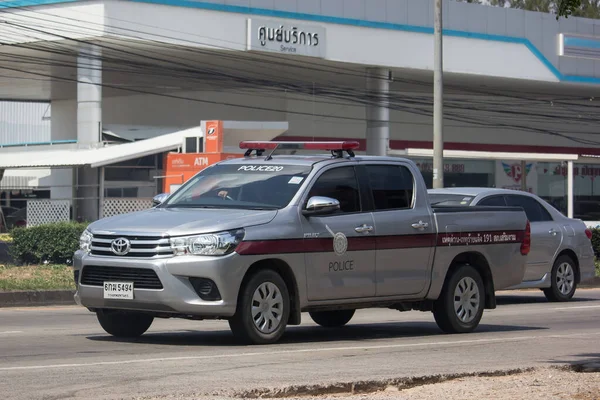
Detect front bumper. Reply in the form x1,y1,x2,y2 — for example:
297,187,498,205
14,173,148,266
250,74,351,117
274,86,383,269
73,250,247,318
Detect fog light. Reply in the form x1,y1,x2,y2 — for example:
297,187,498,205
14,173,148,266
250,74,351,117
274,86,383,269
189,277,221,301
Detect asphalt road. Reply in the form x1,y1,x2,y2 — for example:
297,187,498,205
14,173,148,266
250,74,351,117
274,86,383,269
1,289,600,400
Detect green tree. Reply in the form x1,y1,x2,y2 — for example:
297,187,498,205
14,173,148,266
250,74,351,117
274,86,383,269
486,0,555,12
556,0,582,18
568,0,600,18
476,0,600,19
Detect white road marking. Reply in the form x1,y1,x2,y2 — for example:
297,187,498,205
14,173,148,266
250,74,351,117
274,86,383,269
0,331,22,335
553,305,600,310
1,332,599,372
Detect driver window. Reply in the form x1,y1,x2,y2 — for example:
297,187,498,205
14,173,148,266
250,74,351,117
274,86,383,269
307,167,361,213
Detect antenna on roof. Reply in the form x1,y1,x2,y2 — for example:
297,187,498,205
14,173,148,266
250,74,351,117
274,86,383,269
239,141,359,160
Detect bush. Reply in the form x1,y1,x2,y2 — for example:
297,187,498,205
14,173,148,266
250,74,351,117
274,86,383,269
9,222,88,265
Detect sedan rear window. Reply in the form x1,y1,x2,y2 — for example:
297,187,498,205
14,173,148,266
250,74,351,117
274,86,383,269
429,193,474,206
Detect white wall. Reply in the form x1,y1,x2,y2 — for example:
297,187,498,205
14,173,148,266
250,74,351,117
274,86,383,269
102,90,287,126
47,87,599,200
283,92,596,149
49,168,73,202
2,3,105,45
49,87,599,152
101,1,559,83
50,100,76,141
92,89,598,150
49,100,76,199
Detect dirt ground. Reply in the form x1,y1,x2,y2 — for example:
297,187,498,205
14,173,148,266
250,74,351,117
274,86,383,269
275,367,600,400
138,367,600,400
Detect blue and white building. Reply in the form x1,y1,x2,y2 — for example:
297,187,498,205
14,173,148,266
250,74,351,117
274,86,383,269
1,0,600,225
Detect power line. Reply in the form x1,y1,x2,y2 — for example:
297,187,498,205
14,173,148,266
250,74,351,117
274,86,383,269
0,9,597,145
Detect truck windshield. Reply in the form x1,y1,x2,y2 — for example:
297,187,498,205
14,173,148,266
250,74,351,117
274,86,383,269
162,163,313,210
429,193,475,206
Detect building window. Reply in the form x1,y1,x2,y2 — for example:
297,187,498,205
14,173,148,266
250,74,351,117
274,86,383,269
410,158,495,188
105,187,139,198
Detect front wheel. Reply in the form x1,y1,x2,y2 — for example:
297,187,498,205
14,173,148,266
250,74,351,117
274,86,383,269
543,255,577,302
96,309,154,338
229,269,290,345
433,264,485,334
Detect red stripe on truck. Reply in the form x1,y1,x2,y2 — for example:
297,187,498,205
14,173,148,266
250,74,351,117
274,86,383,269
235,230,525,256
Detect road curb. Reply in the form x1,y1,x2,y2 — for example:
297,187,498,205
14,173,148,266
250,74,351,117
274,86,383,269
231,367,537,398
0,290,75,307
580,276,600,288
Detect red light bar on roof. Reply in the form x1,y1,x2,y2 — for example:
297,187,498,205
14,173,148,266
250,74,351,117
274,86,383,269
239,141,360,151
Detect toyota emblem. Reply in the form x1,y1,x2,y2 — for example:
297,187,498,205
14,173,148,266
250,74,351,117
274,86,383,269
110,237,131,255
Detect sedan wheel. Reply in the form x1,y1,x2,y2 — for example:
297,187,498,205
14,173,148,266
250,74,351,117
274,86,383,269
543,255,578,302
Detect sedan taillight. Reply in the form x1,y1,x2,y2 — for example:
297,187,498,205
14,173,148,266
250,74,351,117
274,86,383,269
585,228,593,240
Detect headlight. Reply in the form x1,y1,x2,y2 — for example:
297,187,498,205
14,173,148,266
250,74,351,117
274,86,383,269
79,229,93,253
170,229,245,256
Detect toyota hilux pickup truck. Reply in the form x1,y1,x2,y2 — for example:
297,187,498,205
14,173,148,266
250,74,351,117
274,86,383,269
73,141,530,345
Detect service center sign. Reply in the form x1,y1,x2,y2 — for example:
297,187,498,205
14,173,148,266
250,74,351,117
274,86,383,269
247,18,326,58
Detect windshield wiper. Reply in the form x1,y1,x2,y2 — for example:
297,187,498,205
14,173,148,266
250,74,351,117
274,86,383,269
164,204,224,209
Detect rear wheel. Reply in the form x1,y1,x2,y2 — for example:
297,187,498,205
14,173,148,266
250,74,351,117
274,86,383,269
96,309,154,338
433,264,485,334
543,255,577,302
229,269,290,345
309,310,355,328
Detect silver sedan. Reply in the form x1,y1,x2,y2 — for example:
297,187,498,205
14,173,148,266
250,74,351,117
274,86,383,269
428,187,596,302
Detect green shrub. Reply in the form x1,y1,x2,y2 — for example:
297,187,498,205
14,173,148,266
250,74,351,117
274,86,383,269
9,222,88,265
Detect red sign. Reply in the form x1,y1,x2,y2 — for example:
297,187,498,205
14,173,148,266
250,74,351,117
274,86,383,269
162,152,242,193
204,120,223,153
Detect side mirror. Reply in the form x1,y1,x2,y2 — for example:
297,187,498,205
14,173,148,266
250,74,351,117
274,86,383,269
152,193,170,207
302,196,340,216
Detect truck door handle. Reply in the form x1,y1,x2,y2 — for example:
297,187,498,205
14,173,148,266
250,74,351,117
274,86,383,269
355,224,373,233
412,221,429,230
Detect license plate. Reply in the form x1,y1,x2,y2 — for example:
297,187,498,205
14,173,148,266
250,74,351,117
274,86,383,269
103,282,134,300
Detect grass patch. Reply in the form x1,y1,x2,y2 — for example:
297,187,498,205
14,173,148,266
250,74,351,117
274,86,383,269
596,259,600,277
0,264,74,291
0,233,12,242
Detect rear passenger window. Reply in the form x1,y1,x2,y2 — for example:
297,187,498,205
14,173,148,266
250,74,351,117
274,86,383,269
307,167,361,213
505,195,553,222
365,165,414,210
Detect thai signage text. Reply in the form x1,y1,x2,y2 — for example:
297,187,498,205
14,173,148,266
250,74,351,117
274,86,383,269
247,18,326,58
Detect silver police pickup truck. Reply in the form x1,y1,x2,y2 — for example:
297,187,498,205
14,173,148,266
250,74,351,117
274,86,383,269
73,141,530,345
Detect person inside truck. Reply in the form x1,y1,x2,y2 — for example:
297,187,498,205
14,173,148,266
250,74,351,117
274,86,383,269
188,175,232,201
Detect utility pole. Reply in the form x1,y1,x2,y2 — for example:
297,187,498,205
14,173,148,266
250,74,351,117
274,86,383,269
520,160,527,192
432,0,444,189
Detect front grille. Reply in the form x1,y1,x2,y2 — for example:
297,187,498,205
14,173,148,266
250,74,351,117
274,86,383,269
80,265,164,289
90,234,172,258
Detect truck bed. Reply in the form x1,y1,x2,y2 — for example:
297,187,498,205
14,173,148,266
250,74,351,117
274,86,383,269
426,203,529,296
431,205,524,213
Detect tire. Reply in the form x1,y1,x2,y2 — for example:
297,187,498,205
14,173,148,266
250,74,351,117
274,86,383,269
543,255,578,302
229,269,290,345
96,309,154,338
433,264,485,334
309,310,355,328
